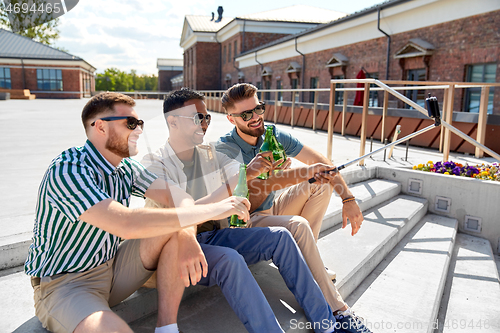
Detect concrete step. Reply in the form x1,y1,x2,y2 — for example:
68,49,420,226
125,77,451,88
318,194,428,299
0,232,32,270
321,178,402,232
344,214,458,333
436,233,500,333
4,261,314,333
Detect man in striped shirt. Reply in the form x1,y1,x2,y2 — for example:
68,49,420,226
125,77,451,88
25,92,250,333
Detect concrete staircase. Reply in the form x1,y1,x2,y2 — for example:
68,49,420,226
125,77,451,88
2,169,499,333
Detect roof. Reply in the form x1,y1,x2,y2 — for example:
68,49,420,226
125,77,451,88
185,15,233,32
238,0,408,57
157,58,183,67
237,5,347,24
0,28,82,60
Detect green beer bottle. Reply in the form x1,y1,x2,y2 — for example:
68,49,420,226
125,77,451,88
257,126,275,179
272,134,287,173
230,164,248,227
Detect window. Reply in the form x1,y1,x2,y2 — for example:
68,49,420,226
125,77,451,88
291,78,299,102
234,41,237,57
0,67,11,89
37,69,63,91
406,69,426,109
363,72,380,107
265,80,271,101
310,77,319,103
228,44,232,63
223,46,226,64
464,63,496,114
333,75,344,105
276,80,282,101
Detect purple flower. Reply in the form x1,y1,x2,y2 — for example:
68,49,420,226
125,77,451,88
452,166,461,175
434,162,442,169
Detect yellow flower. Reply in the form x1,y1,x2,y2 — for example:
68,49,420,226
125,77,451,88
412,166,417,170
444,172,450,175
427,161,433,164
418,164,424,169
481,171,488,176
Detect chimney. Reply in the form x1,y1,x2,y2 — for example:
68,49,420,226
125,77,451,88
216,6,223,22
211,12,214,21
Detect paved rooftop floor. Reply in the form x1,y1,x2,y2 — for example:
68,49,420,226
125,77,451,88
0,98,496,239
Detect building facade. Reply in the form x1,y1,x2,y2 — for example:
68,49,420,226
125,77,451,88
157,58,183,92
180,0,500,115
180,5,345,91
0,29,95,99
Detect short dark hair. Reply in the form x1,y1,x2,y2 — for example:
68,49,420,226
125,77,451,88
163,88,205,114
221,83,257,112
81,92,135,130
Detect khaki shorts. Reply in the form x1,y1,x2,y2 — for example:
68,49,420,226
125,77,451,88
33,239,154,333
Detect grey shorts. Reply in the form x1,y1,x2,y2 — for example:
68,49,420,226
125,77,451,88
33,239,154,333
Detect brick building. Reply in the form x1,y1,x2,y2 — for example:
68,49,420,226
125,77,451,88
0,28,95,99
157,58,183,92
180,0,499,115
180,5,345,91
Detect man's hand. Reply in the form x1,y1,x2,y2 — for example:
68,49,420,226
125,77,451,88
307,163,336,181
211,196,251,222
342,201,364,236
246,151,284,180
177,229,208,287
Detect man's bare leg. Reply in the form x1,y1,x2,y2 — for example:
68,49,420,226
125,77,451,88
141,232,185,329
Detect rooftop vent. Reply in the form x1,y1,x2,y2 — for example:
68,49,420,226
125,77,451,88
216,6,223,22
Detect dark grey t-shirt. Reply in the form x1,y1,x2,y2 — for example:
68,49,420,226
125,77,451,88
182,150,221,234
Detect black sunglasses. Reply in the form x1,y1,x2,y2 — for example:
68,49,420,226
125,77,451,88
230,102,266,121
91,116,144,130
172,113,211,125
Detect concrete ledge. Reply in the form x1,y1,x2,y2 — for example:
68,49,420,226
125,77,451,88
0,92,10,100
437,234,500,333
377,166,500,254
0,232,32,270
346,214,458,333
319,195,428,299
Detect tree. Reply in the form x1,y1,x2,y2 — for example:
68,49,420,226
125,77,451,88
0,0,61,45
95,68,158,92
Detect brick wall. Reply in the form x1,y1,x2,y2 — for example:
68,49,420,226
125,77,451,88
158,70,183,92
1,62,94,98
235,10,500,114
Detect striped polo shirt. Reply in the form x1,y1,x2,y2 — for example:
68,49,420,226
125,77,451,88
25,140,157,277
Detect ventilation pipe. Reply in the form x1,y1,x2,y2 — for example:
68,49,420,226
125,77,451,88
295,37,305,102
377,6,391,80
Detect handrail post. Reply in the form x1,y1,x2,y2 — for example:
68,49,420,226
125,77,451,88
381,90,388,142
342,90,347,136
475,86,490,158
327,82,336,161
274,91,278,124
312,91,318,130
359,83,370,165
439,88,448,152
442,84,455,161
291,91,296,128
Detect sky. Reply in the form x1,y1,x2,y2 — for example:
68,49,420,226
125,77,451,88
55,0,386,75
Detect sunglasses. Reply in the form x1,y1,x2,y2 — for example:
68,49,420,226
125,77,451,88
230,102,266,121
91,116,144,130
172,113,211,125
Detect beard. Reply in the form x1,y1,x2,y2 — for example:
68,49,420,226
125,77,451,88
105,127,130,158
237,118,265,138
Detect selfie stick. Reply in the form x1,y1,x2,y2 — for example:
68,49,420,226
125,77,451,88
308,94,442,183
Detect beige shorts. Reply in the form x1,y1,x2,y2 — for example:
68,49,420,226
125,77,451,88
33,239,154,333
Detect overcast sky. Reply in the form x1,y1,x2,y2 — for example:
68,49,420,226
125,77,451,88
56,0,385,75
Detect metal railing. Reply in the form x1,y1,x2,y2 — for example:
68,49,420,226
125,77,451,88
200,79,500,163
326,79,500,164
